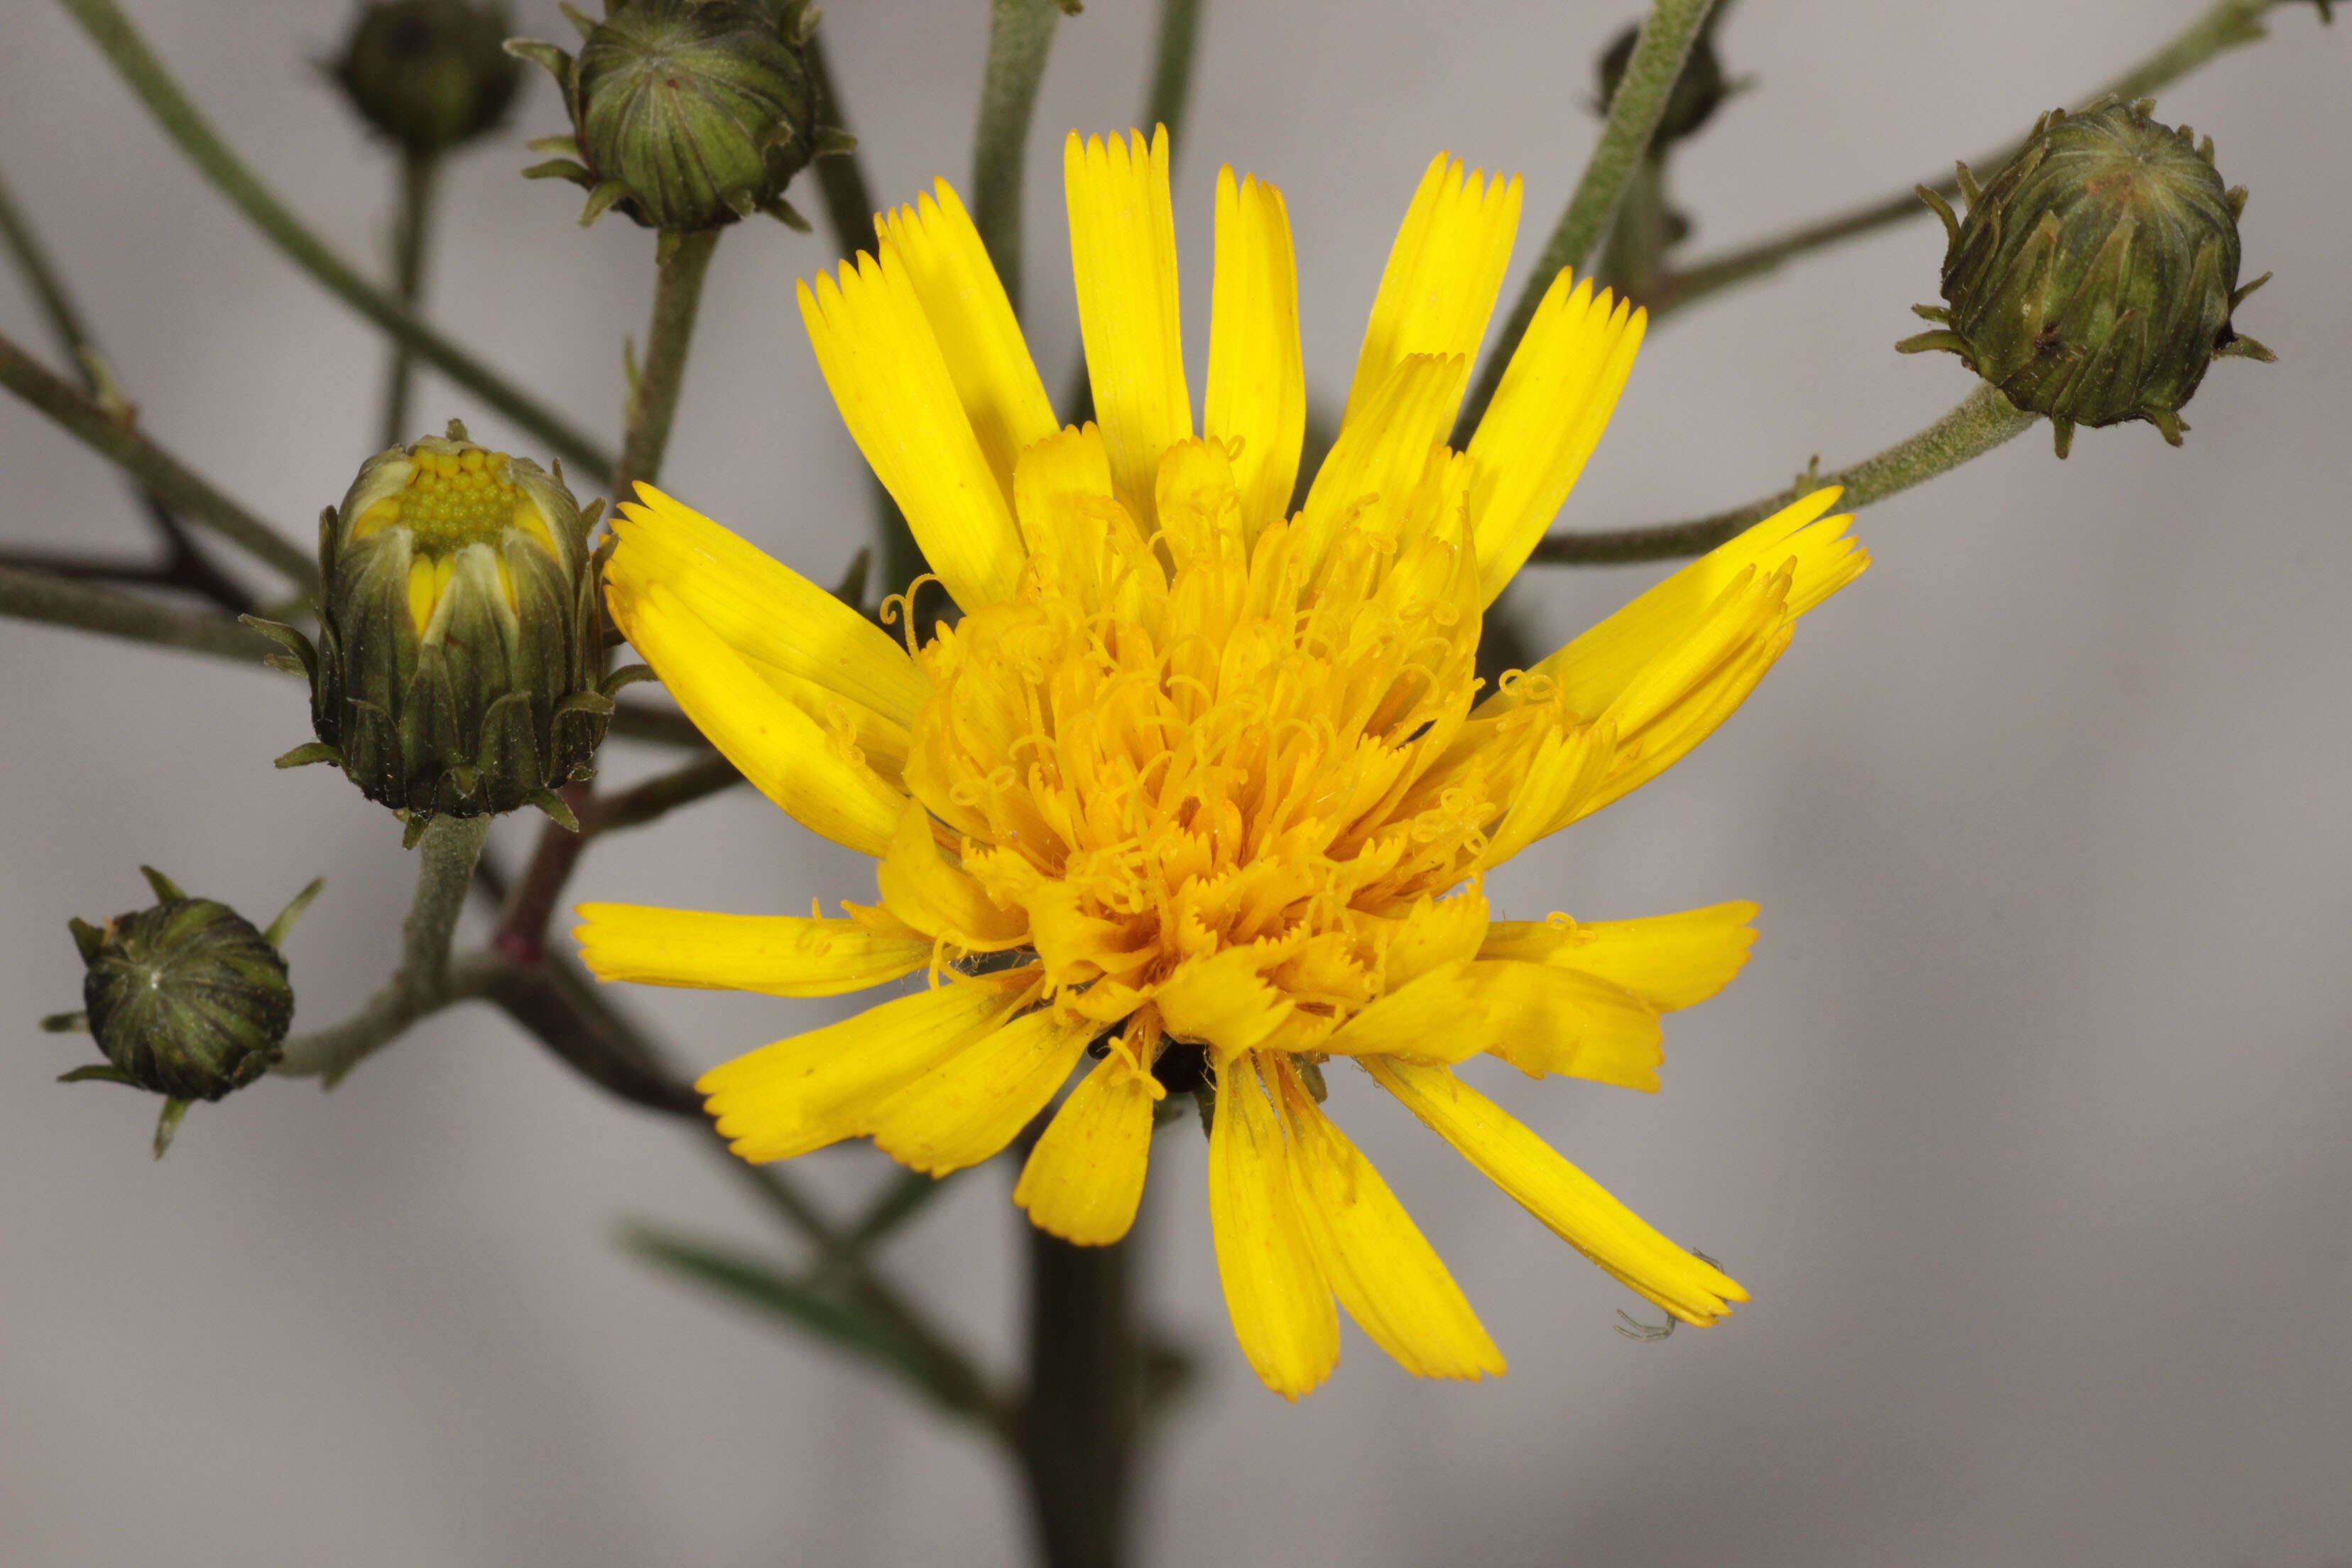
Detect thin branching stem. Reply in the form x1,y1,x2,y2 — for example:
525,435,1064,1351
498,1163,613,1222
1454,0,1718,446
56,0,616,482
0,330,315,588
379,150,440,450
497,229,720,963
1653,0,2309,320
0,563,275,659
1529,382,2037,565
1141,0,1204,163
972,0,1067,313
274,816,492,1082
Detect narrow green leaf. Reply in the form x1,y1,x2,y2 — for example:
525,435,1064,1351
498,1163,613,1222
621,1224,986,1420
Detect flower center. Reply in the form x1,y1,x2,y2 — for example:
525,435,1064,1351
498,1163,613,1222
902,438,1564,1042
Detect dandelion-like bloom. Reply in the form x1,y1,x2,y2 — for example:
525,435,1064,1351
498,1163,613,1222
578,128,1866,1398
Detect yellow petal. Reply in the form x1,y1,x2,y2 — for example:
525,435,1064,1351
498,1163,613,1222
1203,165,1305,535
1207,1052,1339,1399
1011,423,1147,591
1014,1048,1161,1246
1270,1058,1504,1381
1382,886,1491,991
700,970,1033,1163
798,247,1025,611
1479,901,1759,1012
876,797,1030,949
609,485,929,728
573,903,930,997
1341,152,1520,437
1153,944,1297,1060
608,579,904,858
1320,958,1662,1089
1366,1057,1747,1327
1520,487,1863,720
1065,127,1192,527
1464,273,1645,604
1296,353,1466,573
876,179,1060,507
867,1007,1096,1175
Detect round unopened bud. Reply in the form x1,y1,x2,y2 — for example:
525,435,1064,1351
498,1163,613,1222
249,420,624,842
1900,98,2274,457
509,0,832,235
72,878,293,1104
330,0,523,156
1596,21,1730,146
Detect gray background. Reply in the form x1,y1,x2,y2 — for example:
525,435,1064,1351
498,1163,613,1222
3,1,2346,1564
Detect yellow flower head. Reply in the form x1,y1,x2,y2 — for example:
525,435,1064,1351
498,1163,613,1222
579,127,1866,1398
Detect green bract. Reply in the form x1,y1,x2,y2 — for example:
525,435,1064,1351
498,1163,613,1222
1900,97,2275,457
249,420,636,844
508,0,846,241
330,0,523,156
51,869,322,1157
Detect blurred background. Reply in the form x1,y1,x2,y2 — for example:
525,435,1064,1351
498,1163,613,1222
2,1,2347,1564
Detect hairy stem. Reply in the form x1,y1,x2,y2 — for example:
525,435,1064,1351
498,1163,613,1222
613,229,719,504
57,0,616,482
379,149,440,450
972,0,1067,314
0,160,256,613
1454,0,1719,445
1655,0,2307,320
1141,0,1204,161
1019,1226,1140,1568
0,563,276,658
496,230,719,964
1530,381,2037,565
273,815,492,1082
0,330,315,588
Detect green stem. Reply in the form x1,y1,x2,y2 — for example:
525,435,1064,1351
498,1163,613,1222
1140,0,1204,159
1019,1225,1140,1568
1654,0,2306,320
496,229,719,964
1453,0,1718,446
0,562,275,658
274,815,492,1082
57,0,616,483
614,229,719,504
0,329,315,587
1595,152,1672,303
1529,381,2037,565
379,149,440,450
972,0,1067,314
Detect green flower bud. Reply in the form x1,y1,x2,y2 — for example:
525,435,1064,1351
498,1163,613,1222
508,0,851,239
50,869,322,1157
249,420,636,844
1899,98,2275,458
1596,19,1731,147
330,0,524,156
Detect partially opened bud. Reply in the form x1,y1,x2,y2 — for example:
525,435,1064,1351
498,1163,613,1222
508,0,848,239
1900,97,2274,457
50,869,321,1157
330,0,524,156
250,421,633,843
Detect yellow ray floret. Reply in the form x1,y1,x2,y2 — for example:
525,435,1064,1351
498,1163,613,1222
1343,151,1522,435
594,127,1868,1400
798,246,1025,611
875,179,1059,507
575,903,932,997
1203,165,1305,536
1065,126,1191,528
